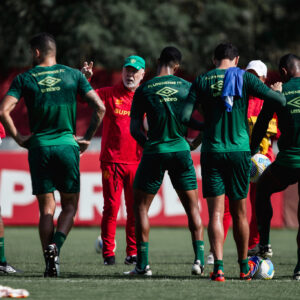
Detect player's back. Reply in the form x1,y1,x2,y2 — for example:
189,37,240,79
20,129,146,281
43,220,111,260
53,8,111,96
132,75,191,154
7,64,91,148
192,69,268,153
276,77,300,166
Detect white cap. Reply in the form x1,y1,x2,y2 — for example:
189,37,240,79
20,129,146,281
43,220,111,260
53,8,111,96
246,60,267,77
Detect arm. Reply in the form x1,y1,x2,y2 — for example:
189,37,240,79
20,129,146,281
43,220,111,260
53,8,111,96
0,95,31,148
247,73,286,107
187,131,203,151
181,80,201,125
130,118,147,147
250,102,274,156
75,90,106,153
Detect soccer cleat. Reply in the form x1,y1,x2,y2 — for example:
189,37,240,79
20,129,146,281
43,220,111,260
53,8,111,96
104,256,115,265
247,244,260,256
124,265,152,276
293,271,300,281
44,244,60,277
240,260,255,281
0,262,21,274
210,270,225,282
206,252,214,265
258,244,273,258
124,255,137,265
191,260,204,275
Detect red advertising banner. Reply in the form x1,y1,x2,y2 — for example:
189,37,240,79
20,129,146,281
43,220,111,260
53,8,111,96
0,152,283,227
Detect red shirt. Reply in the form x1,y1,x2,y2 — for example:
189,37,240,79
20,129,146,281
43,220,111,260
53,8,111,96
96,83,142,164
0,122,5,138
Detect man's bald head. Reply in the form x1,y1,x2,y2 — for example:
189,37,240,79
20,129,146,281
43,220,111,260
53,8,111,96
279,54,300,79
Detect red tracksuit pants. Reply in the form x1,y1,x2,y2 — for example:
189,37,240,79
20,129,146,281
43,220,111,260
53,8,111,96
101,162,138,258
223,182,259,249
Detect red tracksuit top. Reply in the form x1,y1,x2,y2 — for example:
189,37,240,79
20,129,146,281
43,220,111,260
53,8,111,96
0,122,5,138
96,82,142,164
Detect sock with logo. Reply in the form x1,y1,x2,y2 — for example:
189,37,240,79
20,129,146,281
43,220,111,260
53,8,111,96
193,240,205,266
137,241,149,270
0,237,6,263
214,260,224,273
53,231,66,254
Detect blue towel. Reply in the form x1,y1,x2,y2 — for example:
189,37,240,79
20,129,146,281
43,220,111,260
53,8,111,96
221,67,245,112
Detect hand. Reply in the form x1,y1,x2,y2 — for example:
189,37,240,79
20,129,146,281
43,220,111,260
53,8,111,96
16,133,32,149
81,61,94,79
74,136,90,154
270,82,282,93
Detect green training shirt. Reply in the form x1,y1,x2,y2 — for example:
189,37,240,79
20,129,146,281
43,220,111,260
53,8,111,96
131,75,191,154
186,69,285,153
255,77,300,168
6,64,92,149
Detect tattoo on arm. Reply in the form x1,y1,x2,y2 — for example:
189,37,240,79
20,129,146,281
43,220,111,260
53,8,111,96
83,90,106,141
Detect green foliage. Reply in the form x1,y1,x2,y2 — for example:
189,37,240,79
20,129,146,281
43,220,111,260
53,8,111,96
0,0,299,74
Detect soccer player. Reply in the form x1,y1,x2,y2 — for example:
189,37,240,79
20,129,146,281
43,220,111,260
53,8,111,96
0,122,18,274
181,43,286,281
0,33,105,277
250,54,300,280
127,46,204,276
217,60,278,262
82,56,145,265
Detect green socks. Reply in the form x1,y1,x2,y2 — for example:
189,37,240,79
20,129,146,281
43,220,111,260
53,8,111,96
193,240,205,266
137,242,149,270
0,237,6,263
214,260,224,273
53,231,66,254
240,258,250,274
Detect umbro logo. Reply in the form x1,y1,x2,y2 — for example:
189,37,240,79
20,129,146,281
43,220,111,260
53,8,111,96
38,76,61,87
156,87,178,97
211,80,223,96
288,96,300,108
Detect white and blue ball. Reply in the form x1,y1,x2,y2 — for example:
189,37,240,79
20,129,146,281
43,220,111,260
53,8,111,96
249,256,275,279
94,236,117,253
250,153,271,183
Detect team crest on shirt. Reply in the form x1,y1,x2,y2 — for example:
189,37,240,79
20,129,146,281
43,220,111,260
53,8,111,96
115,99,123,105
156,87,178,102
102,170,111,180
211,81,223,97
288,96,300,114
38,76,61,93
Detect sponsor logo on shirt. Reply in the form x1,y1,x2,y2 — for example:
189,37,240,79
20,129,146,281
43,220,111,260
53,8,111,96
210,80,223,97
38,76,61,93
114,108,130,116
288,96,300,114
156,87,178,102
115,99,123,105
102,170,111,180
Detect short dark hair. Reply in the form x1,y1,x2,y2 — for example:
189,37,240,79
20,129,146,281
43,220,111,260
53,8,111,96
158,46,182,67
279,53,300,73
214,43,239,61
29,32,56,55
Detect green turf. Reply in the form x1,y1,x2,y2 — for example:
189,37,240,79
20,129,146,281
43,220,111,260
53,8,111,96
1,227,300,299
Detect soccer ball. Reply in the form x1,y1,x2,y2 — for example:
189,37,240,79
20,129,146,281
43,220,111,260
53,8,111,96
95,235,103,253
249,256,275,279
250,153,271,183
94,236,117,253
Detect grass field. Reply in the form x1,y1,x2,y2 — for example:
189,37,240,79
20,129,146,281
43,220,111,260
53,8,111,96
1,227,300,299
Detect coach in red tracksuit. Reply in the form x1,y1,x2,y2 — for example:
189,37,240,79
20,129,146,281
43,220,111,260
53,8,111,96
82,56,145,265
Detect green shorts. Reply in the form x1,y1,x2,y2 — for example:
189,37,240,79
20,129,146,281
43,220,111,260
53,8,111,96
201,151,251,201
133,150,197,194
28,145,80,195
